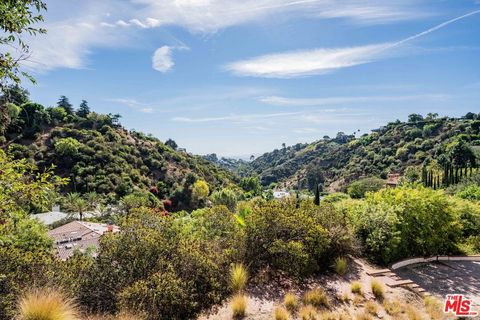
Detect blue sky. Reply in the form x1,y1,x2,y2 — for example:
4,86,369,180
18,0,480,157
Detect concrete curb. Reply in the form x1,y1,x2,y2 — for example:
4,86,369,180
390,255,480,270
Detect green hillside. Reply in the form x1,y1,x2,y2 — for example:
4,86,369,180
248,113,480,191
0,87,235,210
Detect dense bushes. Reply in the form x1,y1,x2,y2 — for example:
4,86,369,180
347,177,385,199
245,199,355,277
345,187,464,264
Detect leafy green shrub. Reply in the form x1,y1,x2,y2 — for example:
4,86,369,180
457,184,480,201
349,187,462,264
54,137,81,156
347,177,385,199
210,188,238,211
117,268,194,320
244,200,354,277
79,207,239,319
321,193,350,203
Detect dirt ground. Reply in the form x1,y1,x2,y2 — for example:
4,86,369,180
198,259,428,320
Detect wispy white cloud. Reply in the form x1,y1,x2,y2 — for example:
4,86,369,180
225,44,390,78
172,111,300,123
107,98,154,113
225,10,480,78
260,94,448,106
125,0,427,33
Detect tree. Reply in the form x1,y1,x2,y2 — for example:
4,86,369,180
0,0,47,90
210,188,237,211
57,95,74,115
425,113,438,121
0,84,29,105
464,112,476,120
347,177,385,199
54,137,81,156
165,138,178,150
314,183,320,205
448,140,476,168
64,193,89,221
77,100,90,117
192,180,209,201
239,177,261,196
408,114,424,123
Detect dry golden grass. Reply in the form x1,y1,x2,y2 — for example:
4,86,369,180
405,305,422,320
352,295,364,307
231,294,247,318
364,301,378,316
370,280,384,300
382,299,402,316
350,282,362,295
320,310,352,320
339,292,350,303
299,305,318,320
355,312,373,320
334,257,348,276
424,296,445,320
283,293,299,313
230,263,248,293
274,306,289,320
303,288,329,308
17,288,78,320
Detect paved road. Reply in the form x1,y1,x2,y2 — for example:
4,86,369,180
395,261,480,306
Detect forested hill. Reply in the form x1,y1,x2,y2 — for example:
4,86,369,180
0,86,234,207
247,113,480,191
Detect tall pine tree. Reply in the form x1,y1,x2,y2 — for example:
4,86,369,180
77,100,90,118
57,95,74,115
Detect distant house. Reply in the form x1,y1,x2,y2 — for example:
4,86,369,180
33,205,69,225
386,173,401,188
273,190,290,199
33,205,101,226
48,221,119,260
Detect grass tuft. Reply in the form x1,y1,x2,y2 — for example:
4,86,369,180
424,296,444,319
231,294,247,319
283,293,299,313
303,288,329,308
17,288,78,320
364,300,378,315
334,257,348,276
370,279,384,300
230,263,248,293
382,299,402,316
350,282,362,295
299,305,317,320
406,305,422,320
355,312,373,320
274,306,289,320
